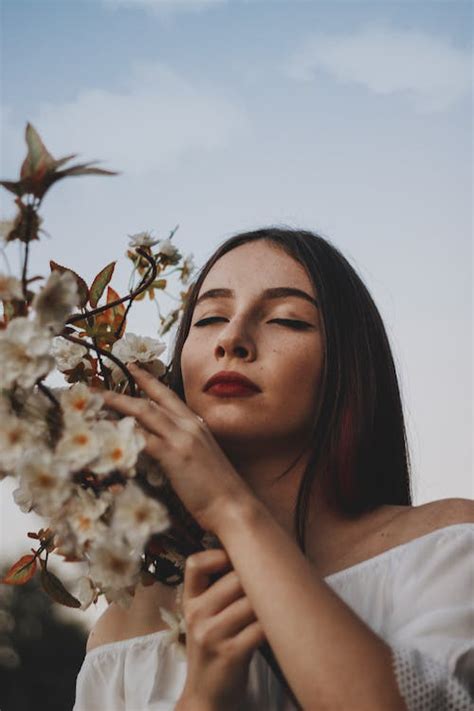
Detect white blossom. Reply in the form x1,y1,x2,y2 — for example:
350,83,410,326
13,449,72,517
88,538,141,594
55,416,102,471
0,317,54,389
111,333,166,365
0,410,38,474
106,333,167,384
156,238,180,260
12,483,33,512
59,383,104,423
53,487,110,552
0,274,23,300
158,603,187,659
180,253,196,285
51,337,90,372
32,271,80,335
88,417,146,476
111,482,170,551
74,576,98,611
127,231,159,249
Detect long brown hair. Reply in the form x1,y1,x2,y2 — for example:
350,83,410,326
166,227,413,554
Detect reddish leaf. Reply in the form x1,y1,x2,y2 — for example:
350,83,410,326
89,262,116,308
56,163,120,179
0,180,24,198
52,153,78,170
20,123,56,181
40,569,81,608
50,260,89,307
69,318,89,330
151,279,167,289
1,554,37,585
107,286,124,311
107,286,127,338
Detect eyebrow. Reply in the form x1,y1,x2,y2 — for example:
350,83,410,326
195,286,319,308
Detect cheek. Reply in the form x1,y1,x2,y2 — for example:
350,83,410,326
280,346,324,411
260,350,322,437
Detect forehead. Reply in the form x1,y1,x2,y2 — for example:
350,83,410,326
199,241,316,296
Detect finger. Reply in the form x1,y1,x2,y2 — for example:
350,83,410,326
127,362,190,418
100,391,176,439
207,592,255,640
233,619,267,652
195,568,244,618
183,549,233,602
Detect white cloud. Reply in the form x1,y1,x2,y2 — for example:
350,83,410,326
2,60,250,177
284,24,472,113
102,0,227,14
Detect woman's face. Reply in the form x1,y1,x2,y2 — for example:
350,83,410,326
180,240,324,449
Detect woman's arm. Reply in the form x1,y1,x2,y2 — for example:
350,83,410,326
206,494,416,711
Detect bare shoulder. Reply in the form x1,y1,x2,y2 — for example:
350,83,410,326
388,498,474,548
86,581,179,653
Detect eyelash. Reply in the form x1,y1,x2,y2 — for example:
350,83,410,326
193,317,312,330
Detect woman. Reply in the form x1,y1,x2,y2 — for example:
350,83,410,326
74,228,473,710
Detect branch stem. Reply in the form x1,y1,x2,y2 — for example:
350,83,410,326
61,333,136,395
66,248,157,326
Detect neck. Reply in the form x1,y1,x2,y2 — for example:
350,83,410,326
217,436,343,551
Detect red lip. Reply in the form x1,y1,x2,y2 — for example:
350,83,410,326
204,371,261,392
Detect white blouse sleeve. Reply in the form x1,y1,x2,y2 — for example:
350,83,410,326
73,630,187,711
387,524,474,710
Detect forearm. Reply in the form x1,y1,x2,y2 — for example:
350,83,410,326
211,496,407,711
175,695,243,711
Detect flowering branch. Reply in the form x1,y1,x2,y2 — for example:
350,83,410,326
61,333,137,395
0,122,197,623
66,247,157,326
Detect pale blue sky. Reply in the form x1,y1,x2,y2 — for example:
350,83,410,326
0,1,472,619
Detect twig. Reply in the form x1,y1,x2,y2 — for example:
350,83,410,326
66,248,157,326
36,381,60,408
61,333,136,396
22,240,30,300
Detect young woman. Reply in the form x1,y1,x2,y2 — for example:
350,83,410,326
74,228,473,710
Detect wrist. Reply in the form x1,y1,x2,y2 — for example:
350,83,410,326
208,488,266,540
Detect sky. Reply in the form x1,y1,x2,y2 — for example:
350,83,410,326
0,0,472,627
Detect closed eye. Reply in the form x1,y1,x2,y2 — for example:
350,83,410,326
193,317,313,330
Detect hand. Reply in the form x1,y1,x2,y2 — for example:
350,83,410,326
178,547,266,711
99,362,255,531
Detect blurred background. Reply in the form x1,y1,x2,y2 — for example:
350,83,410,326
0,0,472,707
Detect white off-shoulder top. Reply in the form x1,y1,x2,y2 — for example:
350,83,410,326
73,523,474,710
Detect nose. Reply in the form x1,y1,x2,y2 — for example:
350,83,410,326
214,318,256,361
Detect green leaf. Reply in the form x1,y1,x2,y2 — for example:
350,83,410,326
20,123,56,180
89,261,116,308
40,569,81,608
50,260,89,308
1,555,37,585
